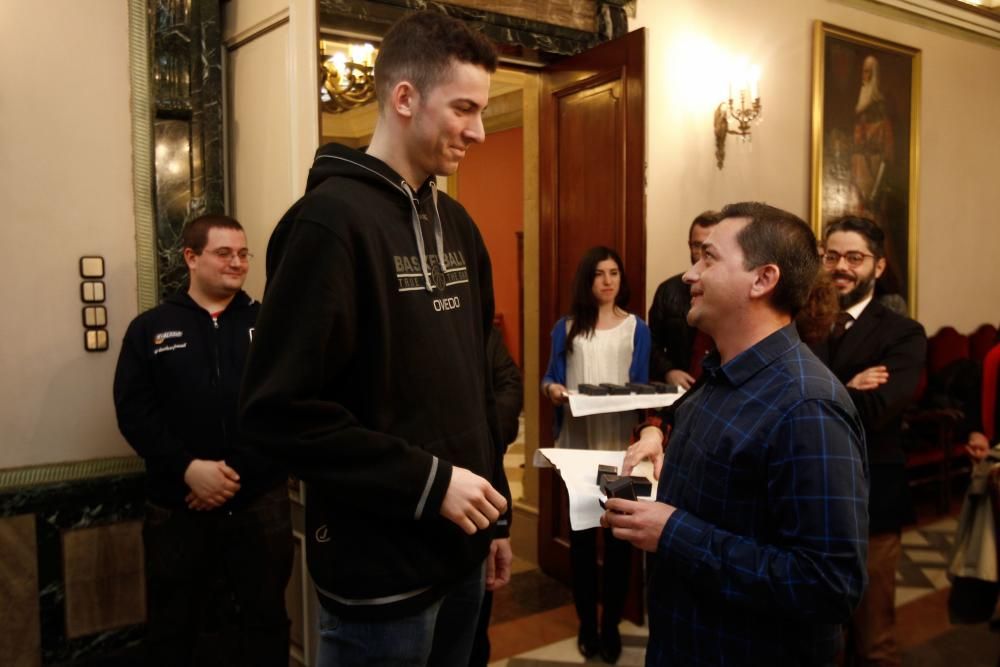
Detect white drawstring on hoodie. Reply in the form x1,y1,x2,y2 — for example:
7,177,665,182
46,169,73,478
402,179,447,292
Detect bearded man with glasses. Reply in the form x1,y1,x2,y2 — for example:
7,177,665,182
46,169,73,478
114,214,292,666
811,215,926,667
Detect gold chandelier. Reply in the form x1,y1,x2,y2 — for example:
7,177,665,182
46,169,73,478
320,41,377,114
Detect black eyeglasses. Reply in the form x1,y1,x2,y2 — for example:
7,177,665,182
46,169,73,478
822,250,874,268
207,248,253,262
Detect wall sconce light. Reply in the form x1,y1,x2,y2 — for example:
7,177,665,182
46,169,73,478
714,64,762,169
320,41,377,114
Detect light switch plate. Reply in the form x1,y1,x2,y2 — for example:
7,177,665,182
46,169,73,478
82,306,107,328
81,281,106,303
84,329,109,352
79,256,105,278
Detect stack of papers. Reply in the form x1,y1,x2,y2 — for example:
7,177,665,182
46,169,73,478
533,448,658,530
567,389,684,417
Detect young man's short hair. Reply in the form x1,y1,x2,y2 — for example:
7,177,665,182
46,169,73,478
374,10,498,108
721,201,820,317
824,215,886,259
181,214,244,255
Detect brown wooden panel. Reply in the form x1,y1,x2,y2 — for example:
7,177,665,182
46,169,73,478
555,78,624,316
62,521,146,638
0,514,40,667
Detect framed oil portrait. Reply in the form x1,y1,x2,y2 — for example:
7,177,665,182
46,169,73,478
811,22,921,315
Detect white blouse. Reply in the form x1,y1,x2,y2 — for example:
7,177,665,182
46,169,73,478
557,314,637,452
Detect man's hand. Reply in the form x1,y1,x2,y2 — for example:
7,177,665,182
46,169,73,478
184,459,241,510
966,431,991,463
601,498,674,552
544,383,569,405
440,467,508,535
622,426,665,479
666,369,695,390
847,365,889,391
486,538,513,591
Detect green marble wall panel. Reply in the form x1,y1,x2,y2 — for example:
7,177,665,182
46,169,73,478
0,471,146,665
151,0,224,300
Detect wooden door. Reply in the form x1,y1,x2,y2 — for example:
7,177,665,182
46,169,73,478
537,29,646,623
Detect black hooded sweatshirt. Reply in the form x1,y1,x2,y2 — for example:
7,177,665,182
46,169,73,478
239,143,510,620
114,291,284,509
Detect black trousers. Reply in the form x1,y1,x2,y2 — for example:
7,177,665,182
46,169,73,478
569,527,632,633
142,483,293,667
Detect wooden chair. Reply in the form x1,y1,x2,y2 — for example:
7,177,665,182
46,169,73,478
982,343,1000,442
903,327,973,512
970,325,998,365
927,326,970,376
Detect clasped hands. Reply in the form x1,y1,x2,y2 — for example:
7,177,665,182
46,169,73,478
184,458,241,510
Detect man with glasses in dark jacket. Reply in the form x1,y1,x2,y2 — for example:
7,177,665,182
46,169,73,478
812,215,926,667
114,214,291,666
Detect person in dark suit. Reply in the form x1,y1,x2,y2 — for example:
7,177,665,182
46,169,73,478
811,215,927,667
647,211,721,388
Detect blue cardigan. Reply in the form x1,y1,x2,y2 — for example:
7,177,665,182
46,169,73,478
542,315,652,438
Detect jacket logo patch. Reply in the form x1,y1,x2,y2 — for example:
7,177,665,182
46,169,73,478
315,524,331,543
393,251,470,293
153,342,187,356
153,330,183,345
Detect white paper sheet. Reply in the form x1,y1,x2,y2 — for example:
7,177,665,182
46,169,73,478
566,388,684,417
533,448,658,530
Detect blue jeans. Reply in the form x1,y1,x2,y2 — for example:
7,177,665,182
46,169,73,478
317,562,485,666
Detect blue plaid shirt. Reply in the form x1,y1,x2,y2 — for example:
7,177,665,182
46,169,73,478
647,324,869,666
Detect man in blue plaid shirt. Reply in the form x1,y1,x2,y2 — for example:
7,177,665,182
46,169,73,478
607,202,869,665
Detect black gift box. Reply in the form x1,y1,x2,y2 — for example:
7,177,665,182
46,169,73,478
595,464,618,485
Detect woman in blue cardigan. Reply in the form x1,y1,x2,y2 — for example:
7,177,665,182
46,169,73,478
541,246,650,663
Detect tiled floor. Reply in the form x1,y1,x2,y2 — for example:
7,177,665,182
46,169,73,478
486,515,1000,666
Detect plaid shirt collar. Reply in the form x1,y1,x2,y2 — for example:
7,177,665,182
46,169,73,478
701,322,800,388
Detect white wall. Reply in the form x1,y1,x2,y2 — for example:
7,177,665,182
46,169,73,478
631,0,1000,334
0,2,136,468
224,0,319,300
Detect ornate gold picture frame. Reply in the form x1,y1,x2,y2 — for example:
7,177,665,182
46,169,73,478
811,22,921,315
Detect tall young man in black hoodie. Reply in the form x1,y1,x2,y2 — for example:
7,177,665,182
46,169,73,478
240,10,512,666
114,215,292,666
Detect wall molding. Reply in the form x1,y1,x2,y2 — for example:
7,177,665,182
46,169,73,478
0,457,145,493
128,0,159,313
873,0,1000,40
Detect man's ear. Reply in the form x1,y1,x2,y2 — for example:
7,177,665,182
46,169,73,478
391,81,418,119
182,247,197,270
749,264,780,301
874,256,886,279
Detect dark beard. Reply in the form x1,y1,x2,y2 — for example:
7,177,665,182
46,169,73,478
837,272,876,310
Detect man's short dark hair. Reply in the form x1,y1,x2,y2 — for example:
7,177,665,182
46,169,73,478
824,215,885,259
181,214,244,255
689,210,722,238
721,202,820,316
374,11,498,108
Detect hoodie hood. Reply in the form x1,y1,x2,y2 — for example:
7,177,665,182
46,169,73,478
307,143,446,292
